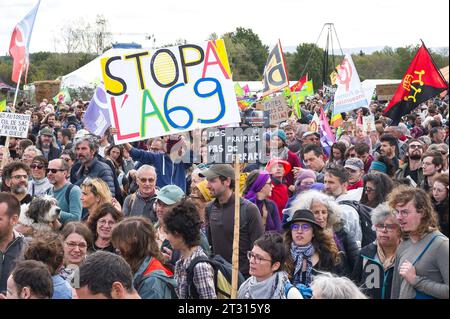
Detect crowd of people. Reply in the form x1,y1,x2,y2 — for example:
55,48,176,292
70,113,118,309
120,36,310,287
0,92,448,300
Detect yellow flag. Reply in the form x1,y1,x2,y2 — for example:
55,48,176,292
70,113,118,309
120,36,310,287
0,99,6,112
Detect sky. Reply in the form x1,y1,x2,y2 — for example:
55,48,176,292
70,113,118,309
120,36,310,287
1,0,449,55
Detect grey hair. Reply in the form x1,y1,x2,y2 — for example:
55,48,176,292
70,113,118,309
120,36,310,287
23,145,43,156
311,273,368,299
286,190,343,230
137,164,157,177
74,135,97,151
370,203,399,227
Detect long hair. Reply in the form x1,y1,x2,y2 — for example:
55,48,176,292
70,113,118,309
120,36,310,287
81,178,112,212
111,216,163,274
86,203,124,241
361,172,395,208
431,173,449,226
387,185,438,239
283,225,340,281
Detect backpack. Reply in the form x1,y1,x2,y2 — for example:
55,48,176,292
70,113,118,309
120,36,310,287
47,184,74,207
339,200,376,247
133,258,178,299
186,254,245,299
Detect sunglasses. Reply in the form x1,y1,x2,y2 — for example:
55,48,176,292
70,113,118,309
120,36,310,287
30,164,45,170
48,168,65,174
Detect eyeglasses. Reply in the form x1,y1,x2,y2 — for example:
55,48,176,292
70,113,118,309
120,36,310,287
65,241,87,249
409,144,422,149
290,223,312,232
375,223,398,231
48,168,65,174
11,174,28,180
395,210,412,218
247,251,272,264
98,219,116,227
139,177,156,183
30,164,45,170
365,187,375,193
61,157,71,162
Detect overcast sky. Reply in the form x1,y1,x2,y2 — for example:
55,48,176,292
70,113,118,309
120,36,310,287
1,0,449,55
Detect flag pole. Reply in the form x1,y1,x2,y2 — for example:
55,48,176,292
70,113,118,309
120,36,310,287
231,156,241,299
1,68,23,170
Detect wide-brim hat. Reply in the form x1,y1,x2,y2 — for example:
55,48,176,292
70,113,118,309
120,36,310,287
283,209,323,229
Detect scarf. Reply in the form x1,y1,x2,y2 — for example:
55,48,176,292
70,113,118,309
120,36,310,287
238,271,289,299
376,242,397,270
290,242,315,286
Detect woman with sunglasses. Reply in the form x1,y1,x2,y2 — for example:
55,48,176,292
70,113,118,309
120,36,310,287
86,203,123,253
352,204,401,299
27,155,52,197
283,209,346,287
243,170,281,232
360,172,395,208
59,222,93,283
238,232,291,299
80,178,114,222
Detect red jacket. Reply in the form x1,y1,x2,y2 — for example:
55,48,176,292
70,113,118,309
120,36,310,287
269,179,289,220
285,150,301,187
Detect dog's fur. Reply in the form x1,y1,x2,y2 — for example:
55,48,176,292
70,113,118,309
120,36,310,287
19,195,61,233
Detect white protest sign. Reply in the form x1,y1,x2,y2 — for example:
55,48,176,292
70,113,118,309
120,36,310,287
363,115,376,132
263,95,289,124
0,112,31,138
100,39,241,144
334,54,369,114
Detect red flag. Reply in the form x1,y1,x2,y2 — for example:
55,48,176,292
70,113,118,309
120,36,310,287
290,74,308,92
9,0,41,83
383,43,448,124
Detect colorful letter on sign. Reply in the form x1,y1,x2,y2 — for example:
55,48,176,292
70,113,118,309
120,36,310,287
100,40,241,144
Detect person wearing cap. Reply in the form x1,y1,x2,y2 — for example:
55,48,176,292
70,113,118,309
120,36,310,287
123,136,192,193
283,209,347,287
269,129,301,189
200,164,264,278
153,184,210,269
344,157,365,191
266,158,291,220
395,139,425,186
36,127,61,162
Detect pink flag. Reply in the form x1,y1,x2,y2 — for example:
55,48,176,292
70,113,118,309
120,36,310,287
9,0,41,83
319,108,335,156
242,84,250,95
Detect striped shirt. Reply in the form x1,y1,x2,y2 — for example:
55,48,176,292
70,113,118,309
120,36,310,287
174,246,216,299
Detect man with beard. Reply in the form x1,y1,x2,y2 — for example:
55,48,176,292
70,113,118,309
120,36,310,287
36,127,61,162
395,139,425,186
2,162,32,205
70,135,116,197
0,193,25,296
378,134,400,172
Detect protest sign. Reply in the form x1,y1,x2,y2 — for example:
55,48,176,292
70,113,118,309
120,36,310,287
0,112,30,138
241,110,270,128
262,40,289,97
263,95,289,125
363,114,376,132
100,39,241,144
206,127,269,164
334,54,369,114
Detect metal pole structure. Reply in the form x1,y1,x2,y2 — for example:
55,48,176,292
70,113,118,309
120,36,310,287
230,156,241,299
1,67,23,170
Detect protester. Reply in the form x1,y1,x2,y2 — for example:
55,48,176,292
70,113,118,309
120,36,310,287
0,193,25,295
189,180,213,235
86,203,123,253
360,172,395,208
431,173,449,237
111,216,178,299
352,204,401,299
201,164,264,278
344,157,365,191
122,165,158,222
355,142,374,174
238,233,291,299
270,129,301,188
36,127,61,162
4,260,53,299
302,144,326,183
311,273,367,299
60,222,93,283
329,141,347,166
283,209,347,287
2,162,32,204
60,149,76,171
378,134,400,172
27,155,52,197
389,186,449,299
77,251,141,299
80,177,114,221
421,150,444,192
266,158,291,218
163,199,216,299
24,232,73,299
243,170,281,232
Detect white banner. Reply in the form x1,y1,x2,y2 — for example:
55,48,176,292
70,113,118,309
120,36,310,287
0,112,31,138
334,54,369,114
100,39,241,144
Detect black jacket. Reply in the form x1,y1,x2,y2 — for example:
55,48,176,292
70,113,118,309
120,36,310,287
352,243,395,299
70,157,116,197
0,231,26,294
334,227,360,272
433,199,449,237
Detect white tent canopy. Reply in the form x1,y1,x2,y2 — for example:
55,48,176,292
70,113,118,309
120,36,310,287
60,48,140,88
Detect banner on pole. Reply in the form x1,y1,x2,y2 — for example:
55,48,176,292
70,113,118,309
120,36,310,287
0,112,31,138
101,39,241,144
263,95,289,125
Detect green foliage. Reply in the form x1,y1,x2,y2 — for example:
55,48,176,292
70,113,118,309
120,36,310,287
288,43,325,90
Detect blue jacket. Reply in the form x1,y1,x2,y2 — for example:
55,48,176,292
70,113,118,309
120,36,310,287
70,157,116,196
130,148,191,192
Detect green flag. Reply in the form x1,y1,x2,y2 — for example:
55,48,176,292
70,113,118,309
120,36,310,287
53,87,71,104
234,83,244,98
0,99,6,112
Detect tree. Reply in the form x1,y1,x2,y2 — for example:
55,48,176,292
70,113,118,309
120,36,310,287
222,34,259,81
94,15,112,54
289,43,324,90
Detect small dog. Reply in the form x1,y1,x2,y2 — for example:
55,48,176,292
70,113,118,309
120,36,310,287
19,195,61,233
